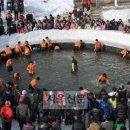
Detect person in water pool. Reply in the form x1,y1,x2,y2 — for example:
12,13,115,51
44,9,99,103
97,73,110,87
71,56,78,73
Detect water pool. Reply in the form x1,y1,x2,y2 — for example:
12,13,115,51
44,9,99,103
1,50,130,92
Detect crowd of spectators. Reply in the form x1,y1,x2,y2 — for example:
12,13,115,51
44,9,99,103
0,1,130,36
0,79,130,130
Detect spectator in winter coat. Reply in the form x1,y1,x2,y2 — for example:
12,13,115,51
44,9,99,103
81,0,87,12
18,14,24,23
0,101,13,130
27,22,33,31
6,10,12,27
100,22,106,30
19,2,24,14
108,94,117,122
72,115,85,130
17,22,23,33
2,88,17,107
118,85,127,102
14,1,19,20
117,98,127,123
23,26,29,33
19,90,31,106
87,0,91,11
89,121,101,130
16,96,31,130
70,22,76,29
37,20,43,29
49,109,62,124
100,95,112,119
72,6,78,19
91,106,102,123
78,8,83,19
33,24,38,31
28,91,39,122
101,115,114,130
38,116,51,130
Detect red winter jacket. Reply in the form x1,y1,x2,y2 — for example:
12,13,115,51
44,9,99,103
81,0,87,5
88,0,91,6
0,106,13,122
72,8,78,17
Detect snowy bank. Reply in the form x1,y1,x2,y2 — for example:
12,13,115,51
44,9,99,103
24,0,74,19
101,9,130,24
0,30,130,51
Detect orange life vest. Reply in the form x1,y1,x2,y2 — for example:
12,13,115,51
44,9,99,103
6,59,12,67
98,75,107,82
95,41,102,49
45,39,52,47
121,49,128,57
13,73,21,80
4,47,12,55
74,41,81,48
30,79,37,88
27,63,35,74
40,42,46,48
23,43,28,49
15,44,22,53
24,47,31,56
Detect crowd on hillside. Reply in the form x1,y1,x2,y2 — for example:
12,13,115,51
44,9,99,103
0,0,130,36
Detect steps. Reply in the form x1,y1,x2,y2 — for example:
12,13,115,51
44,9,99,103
74,0,101,20
91,9,101,20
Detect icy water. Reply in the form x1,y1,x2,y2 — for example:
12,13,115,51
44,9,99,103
0,50,130,92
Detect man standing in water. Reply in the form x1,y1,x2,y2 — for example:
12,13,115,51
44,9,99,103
72,56,78,73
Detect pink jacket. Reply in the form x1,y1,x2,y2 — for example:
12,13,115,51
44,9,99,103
100,24,106,30
70,23,76,29
63,25,70,30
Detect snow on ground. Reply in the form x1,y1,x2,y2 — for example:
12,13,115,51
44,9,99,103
0,29,130,51
101,9,130,24
24,0,74,19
